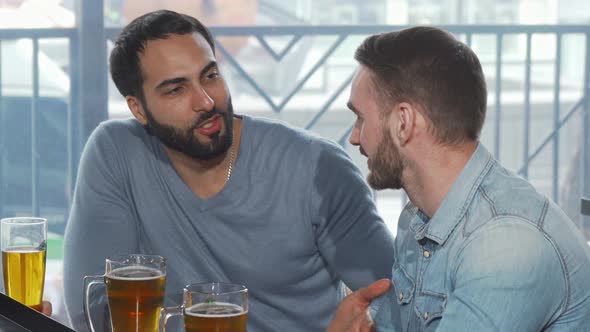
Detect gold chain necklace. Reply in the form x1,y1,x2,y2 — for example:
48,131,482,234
226,143,235,182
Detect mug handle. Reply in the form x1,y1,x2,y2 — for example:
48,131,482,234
160,306,183,332
83,275,104,332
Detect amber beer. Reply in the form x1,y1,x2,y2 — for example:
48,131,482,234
105,266,166,332
160,282,248,332
184,302,248,332
2,247,46,311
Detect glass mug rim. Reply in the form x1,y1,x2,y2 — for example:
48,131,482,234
1,217,47,226
185,282,248,296
105,254,166,276
106,253,166,264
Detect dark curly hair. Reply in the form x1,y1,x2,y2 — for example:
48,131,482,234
109,10,215,102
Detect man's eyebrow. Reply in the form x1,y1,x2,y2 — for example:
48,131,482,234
199,61,218,79
347,101,359,114
155,77,188,90
154,61,218,91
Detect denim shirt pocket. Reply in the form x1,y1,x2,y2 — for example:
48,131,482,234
414,291,446,326
391,266,415,305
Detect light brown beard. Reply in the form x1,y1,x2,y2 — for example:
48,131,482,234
367,125,404,190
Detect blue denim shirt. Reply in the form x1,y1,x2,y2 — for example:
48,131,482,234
371,144,590,331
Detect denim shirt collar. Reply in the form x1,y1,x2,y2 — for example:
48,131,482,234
409,143,494,245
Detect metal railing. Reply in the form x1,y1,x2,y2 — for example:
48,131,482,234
1,24,589,233
207,25,590,209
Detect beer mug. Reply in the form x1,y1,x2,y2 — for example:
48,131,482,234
160,282,248,332
1,217,47,311
83,254,166,332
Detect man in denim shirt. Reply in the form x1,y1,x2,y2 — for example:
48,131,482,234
327,26,590,331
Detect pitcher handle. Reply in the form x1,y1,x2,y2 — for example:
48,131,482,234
83,275,104,332
160,306,183,332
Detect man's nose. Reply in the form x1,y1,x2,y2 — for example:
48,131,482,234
349,127,360,146
192,86,215,112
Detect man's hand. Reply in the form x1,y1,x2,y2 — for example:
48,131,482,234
326,279,391,332
41,300,52,316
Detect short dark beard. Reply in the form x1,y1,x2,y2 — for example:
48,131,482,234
367,125,404,190
142,98,234,160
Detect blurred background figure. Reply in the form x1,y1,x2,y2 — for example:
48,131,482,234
119,0,257,58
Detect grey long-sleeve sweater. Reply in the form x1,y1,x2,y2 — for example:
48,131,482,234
64,115,395,331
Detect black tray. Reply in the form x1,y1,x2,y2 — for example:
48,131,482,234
0,293,75,331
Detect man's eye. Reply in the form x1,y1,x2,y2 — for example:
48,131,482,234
206,71,220,80
165,86,183,95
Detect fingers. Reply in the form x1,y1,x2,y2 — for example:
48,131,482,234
41,300,53,316
356,278,391,303
344,310,376,332
326,279,390,332
359,310,376,332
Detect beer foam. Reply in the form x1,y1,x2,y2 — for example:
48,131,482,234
107,266,165,280
185,302,247,318
2,246,44,253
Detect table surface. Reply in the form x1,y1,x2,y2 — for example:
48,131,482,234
0,313,30,332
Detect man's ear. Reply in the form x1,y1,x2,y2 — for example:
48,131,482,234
127,96,148,125
390,102,416,147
